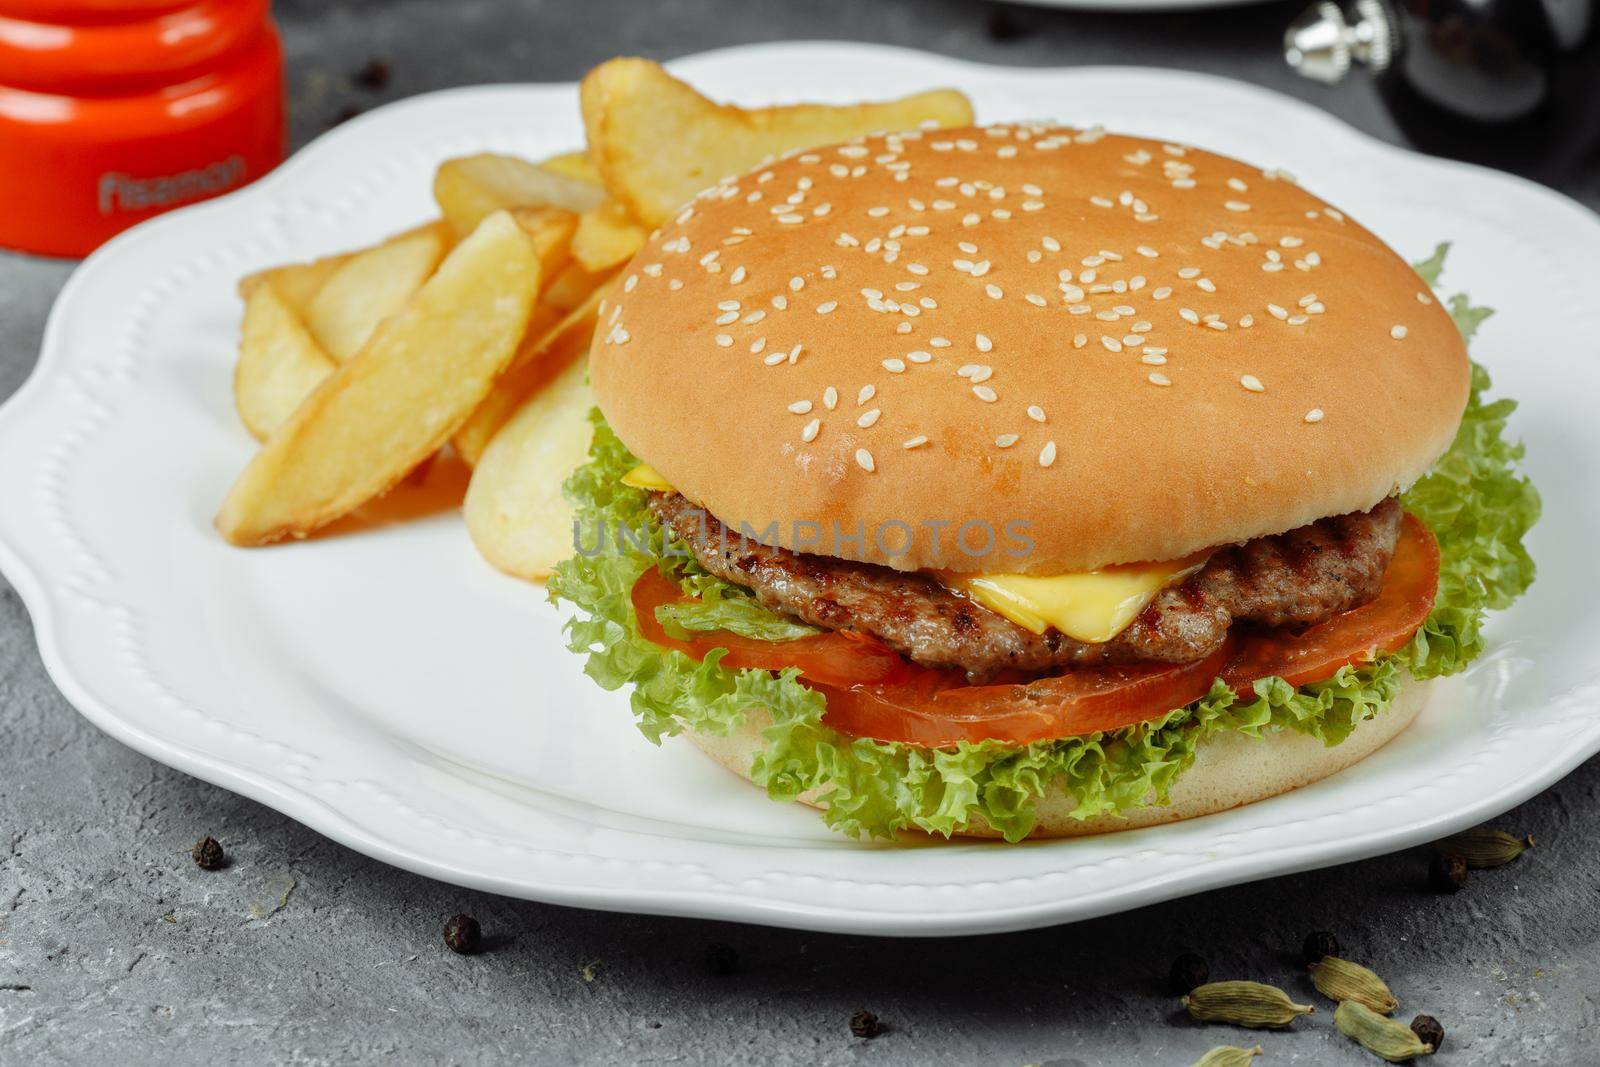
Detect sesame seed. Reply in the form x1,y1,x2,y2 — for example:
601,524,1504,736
801,418,820,443
762,352,786,366
858,408,881,428
1240,375,1264,392
1074,333,1087,348
789,276,804,292
1267,303,1288,320
742,310,765,324
973,385,998,402
1205,320,1228,331
789,343,803,363
1042,236,1062,252
1178,267,1201,280
1039,441,1057,467
750,337,766,354
1228,177,1249,192
906,262,929,276
816,301,837,314
1304,408,1324,423
903,435,928,449
1179,307,1200,325
1197,278,1216,293
883,358,907,373
1101,336,1123,353
858,385,875,405
1239,314,1254,328
715,334,733,348
1148,372,1171,386
1288,314,1309,326
624,275,639,293
1416,291,1433,305
1153,286,1173,300
729,266,747,284
1225,201,1251,212
1027,405,1046,423
1136,245,1159,258
975,333,993,352
1391,324,1408,340
929,337,951,349
908,349,933,363
823,387,837,410
1141,353,1167,365
855,448,875,472
995,433,1019,448
985,284,1003,299
668,279,683,291
788,400,812,414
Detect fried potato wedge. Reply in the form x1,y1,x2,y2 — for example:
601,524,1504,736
453,284,605,466
233,281,339,441
571,198,648,272
238,251,354,315
510,206,579,279
464,355,595,581
543,259,613,313
216,211,541,547
433,152,605,237
304,221,452,362
539,150,602,185
580,58,974,225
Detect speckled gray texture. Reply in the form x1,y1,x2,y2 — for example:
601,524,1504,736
2,1,1597,1063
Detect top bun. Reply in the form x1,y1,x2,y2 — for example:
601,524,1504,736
591,124,1470,574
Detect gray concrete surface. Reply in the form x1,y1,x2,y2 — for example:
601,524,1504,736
2,1,1597,1063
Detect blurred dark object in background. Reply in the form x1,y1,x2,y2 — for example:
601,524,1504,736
1286,0,1600,177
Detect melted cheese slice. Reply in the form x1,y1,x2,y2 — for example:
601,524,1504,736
945,555,1210,644
621,463,674,491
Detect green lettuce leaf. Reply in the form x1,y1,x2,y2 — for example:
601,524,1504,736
656,598,820,642
548,248,1537,841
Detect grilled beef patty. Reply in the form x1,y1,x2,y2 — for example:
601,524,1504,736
649,493,1403,682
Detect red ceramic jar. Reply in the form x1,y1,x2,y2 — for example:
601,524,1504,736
0,0,286,257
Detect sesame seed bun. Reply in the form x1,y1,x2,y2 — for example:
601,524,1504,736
592,125,1470,573
684,675,1431,839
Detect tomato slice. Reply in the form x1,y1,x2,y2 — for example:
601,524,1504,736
1220,512,1439,695
628,512,1441,746
813,639,1234,746
630,567,917,687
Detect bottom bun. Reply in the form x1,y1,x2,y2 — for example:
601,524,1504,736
686,676,1431,839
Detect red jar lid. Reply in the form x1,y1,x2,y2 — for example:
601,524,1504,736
0,0,270,93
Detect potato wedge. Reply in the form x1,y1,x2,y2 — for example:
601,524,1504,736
571,198,648,273
433,152,604,237
540,150,602,185
304,221,452,362
215,211,541,547
580,58,974,225
453,284,605,466
233,281,339,441
238,251,353,315
464,355,595,581
543,259,613,313
510,206,579,279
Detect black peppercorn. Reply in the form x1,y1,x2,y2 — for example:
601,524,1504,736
705,943,740,976
1168,951,1210,994
1302,929,1340,965
443,913,482,954
1428,851,1468,893
849,1010,883,1039
353,59,392,92
1410,1013,1445,1051
191,836,225,871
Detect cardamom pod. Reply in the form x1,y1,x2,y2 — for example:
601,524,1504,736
1310,956,1399,1014
1433,828,1533,868
1190,1044,1263,1067
1336,1000,1434,1061
1183,981,1313,1029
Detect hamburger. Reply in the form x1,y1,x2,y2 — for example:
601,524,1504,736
551,123,1538,841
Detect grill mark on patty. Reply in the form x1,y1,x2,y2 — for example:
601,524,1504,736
648,494,1404,682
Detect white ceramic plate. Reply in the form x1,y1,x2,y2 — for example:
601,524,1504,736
1,44,1594,937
